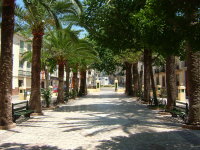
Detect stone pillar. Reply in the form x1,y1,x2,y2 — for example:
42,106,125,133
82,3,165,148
156,85,161,97
178,86,186,101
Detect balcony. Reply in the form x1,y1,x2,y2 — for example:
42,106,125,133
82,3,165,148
18,70,31,77
26,71,31,77
18,70,25,76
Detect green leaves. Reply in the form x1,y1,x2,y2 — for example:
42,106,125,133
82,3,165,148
82,0,142,52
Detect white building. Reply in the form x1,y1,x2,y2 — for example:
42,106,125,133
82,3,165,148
0,31,32,95
0,31,61,95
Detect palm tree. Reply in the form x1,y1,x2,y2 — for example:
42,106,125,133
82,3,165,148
73,39,97,96
0,0,15,129
45,28,79,103
67,39,97,96
187,44,200,125
15,0,82,113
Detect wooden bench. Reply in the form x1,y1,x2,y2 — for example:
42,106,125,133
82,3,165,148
170,101,189,120
12,101,34,122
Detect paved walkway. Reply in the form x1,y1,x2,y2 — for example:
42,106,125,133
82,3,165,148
1,88,200,150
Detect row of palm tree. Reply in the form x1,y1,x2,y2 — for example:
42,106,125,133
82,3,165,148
0,0,96,129
43,27,97,104
15,0,83,114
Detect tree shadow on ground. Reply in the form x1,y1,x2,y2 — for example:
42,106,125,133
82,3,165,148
0,143,62,150
54,95,182,136
0,143,85,150
54,102,148,114
95,130,200,150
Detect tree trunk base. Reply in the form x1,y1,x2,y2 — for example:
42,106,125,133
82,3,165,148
182,124,200,130
0,123,16,130
31,112,44,116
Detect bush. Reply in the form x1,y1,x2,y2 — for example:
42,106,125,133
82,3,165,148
64,92,69,101
68,89,77,99
41,88,52,107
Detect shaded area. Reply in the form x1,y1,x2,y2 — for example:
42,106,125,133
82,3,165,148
0,143,62,150
1,90,200,150
96,131,200,150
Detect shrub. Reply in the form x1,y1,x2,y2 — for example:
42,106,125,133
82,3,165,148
41,88,52,107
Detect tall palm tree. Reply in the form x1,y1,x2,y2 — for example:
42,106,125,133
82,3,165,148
15,0,82,113
187,43,200,125
0,0,15,129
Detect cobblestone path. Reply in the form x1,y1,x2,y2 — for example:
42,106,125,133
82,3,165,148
0,88,200,150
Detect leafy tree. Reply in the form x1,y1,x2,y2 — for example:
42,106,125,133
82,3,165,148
115,50,142,96
82,0,146,97
0,0,15,129
131,0,183,106
134,0,200,125
91,47,120,75
82,0,145,52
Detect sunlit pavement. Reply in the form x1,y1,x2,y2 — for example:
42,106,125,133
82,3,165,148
1,88,200,150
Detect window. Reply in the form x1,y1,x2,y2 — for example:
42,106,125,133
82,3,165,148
27,62,31,68
41,82,45,88
20,40,24,53
28,44,31,51
19,61,23,68
176,74,180,86
18,80,23,87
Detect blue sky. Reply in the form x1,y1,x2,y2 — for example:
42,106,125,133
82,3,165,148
15,0,87,38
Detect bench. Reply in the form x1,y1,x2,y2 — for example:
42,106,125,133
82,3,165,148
12,101,34,122
170,101,189,120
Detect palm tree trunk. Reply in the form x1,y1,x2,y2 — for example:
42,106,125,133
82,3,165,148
187,44,200,125
149,54,158,106
45,68,49,89
144,49,151,102
72,72,78,91
125,62,133,96
166,55,176,111
0,0,15,129
29,28,44,114
57,63,65,104
65,61,70,97
79,70,87,96
132,62,139,97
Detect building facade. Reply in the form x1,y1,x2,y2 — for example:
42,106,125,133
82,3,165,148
153,58,188,100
